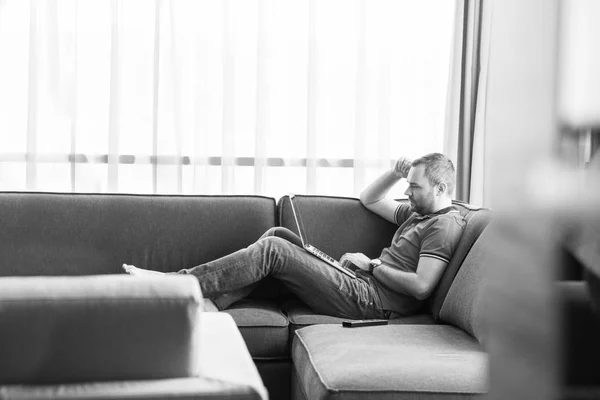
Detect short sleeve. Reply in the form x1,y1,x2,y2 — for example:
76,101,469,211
419,215,465,263
394,202,413,226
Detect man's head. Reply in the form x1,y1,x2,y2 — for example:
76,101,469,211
404,153,456,215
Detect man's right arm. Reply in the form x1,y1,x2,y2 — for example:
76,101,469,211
359,157,411,224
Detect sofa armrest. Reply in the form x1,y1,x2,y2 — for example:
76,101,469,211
198,313,268,399
0,313,267,400
0,275,203,384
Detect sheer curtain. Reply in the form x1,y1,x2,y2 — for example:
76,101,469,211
0,0,456,199
443,0,492,204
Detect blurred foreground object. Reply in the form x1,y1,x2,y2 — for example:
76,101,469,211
485,0,600,398
558,0,600,129
557,0,600,344
0,275,268,400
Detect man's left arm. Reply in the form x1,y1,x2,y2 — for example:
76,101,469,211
372,257,447,300
339,253,448,300
362,216,463,300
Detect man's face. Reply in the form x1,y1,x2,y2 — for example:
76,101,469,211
404,165,436,215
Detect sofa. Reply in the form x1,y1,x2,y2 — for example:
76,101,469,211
0,275,268,400
0,191,493,399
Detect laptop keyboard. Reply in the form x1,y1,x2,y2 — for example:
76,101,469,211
306,245,339,265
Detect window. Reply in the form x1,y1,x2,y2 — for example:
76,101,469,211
0,0,456,199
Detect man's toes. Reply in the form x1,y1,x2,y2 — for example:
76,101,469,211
122,263,136,273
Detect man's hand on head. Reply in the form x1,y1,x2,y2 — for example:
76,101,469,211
339,252,371,272
394,157,412,178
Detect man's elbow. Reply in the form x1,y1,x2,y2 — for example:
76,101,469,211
413,283,434,301
359,192,375,209
359,191,370,206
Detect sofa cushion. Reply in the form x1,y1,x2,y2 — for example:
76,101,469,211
439,228,491,343
223,299,290,360
0,192,276,276
429,202,492,320
292,324,488,400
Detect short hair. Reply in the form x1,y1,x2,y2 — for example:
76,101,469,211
411,153,456,195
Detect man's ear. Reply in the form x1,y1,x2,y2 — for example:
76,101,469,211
436,182,447,196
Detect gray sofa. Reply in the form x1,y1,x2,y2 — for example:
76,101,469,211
0,192,492,399
277,195,491,399
0,275,267,400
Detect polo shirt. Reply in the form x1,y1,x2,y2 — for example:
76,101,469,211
373,202,466,315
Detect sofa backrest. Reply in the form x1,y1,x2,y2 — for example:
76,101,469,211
429,201,492,320
438,227,492,343
278,195,491,319
0,192,277,276
278,195,398,260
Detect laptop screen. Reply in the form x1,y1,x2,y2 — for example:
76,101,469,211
288,194,308,247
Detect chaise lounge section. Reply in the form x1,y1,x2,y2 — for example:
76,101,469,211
276,195,491,399
290,228,492,399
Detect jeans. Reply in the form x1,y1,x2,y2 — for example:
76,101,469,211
176,227,390,320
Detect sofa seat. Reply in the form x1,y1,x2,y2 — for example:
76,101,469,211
283,299,436,338
224,298,290,360
292,324,488,400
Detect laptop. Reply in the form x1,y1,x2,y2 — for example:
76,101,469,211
288,194,357,279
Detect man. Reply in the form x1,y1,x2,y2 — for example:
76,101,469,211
124,153,465,319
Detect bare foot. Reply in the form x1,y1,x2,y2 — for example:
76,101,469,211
122,263,165,277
